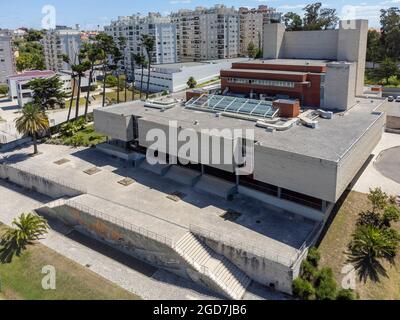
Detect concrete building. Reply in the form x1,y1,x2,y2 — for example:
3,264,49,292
172,5,240,62
239,6,281,57
6,70,71,106
0,30,15,83
219,20,369,111
93,93,385,295
134,58,247,93
105,13,178,80
42,26,82,72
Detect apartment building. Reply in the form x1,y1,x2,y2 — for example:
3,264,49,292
42,26,82,72
105,13,178,80
0,30,15,83
171,5,240,62
239,6,281,56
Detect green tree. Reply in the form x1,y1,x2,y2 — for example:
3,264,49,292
367,30,383,68
247,41,257,59
0,84,9,96
0,213,49,264
28,76,67,110
382,205,400,227
135,54,148,100
368,187,389,213
71,55,91,120
26,29,43,42
141,34,156,99
380,8,400,60
16,41,45,71
376,58,399,84
336,289,357,300
95,33,117,107
14,103,49,154
81,42,103,122
347,225,399,282
283,12,303,31
187,76,197,89
105,74,118,88
303,3,339,30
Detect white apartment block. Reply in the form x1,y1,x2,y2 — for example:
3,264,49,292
0,30,15,83
42,27,82,72
172,5,240,62
105,13,178,80
239,6,281,56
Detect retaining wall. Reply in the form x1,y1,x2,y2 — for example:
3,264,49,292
37,204,227,299
0,165,84,199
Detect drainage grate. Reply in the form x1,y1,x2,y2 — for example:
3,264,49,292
83,167,102,176
167,191,186,202
118,177,136,186
220,209,242,222
54,158,70,165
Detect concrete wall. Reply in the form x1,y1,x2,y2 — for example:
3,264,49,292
0,165,84,199
196,235,297,295
324,62,357,111
282,30,338,60
263,23,285,59
253,145,338,203
335,113,385,199
94,109,133,142
39,204,227,299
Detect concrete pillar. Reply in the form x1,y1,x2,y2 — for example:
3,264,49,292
201,164,205,175
263,23,285,59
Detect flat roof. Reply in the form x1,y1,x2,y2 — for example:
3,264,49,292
153,58,249,70
98,98,385,162
242,59,331,67
223,68,309,76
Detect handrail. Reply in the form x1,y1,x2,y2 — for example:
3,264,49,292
189,224,296,267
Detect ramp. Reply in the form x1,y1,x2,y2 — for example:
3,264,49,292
194,174,236,199
165,166,201,186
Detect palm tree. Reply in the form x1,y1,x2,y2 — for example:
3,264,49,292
62,54,77,122
116,36,127,103
15,103,49,155
0,213,49,263
135,54,147,100
141,34,155,99
347,225,399,283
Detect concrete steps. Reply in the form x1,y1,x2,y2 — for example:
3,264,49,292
194,174,236,200
175,232,251,300
164,166,202,187
139,160,171,176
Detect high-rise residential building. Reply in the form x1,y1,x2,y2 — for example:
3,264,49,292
171,5,240,62
42,26,82,72
105,13,178,79
0,30,15,83
239,6,281,56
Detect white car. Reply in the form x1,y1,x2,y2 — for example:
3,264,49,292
388,96,395,102
395,96,400,103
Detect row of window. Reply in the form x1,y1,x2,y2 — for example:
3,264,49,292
226,77,296,88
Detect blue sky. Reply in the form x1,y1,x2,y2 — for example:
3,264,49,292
0,0,399,30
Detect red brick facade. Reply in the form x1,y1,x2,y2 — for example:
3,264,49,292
221,61,326,108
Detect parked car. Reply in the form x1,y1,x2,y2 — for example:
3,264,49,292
396,96,400,103
388,96,395,102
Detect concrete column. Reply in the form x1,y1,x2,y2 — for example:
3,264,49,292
201,164,205,175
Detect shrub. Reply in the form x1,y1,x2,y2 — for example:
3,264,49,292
292,278,315,300
382,205,400,227
336,289,357,300
357,211,382,228
314,268,337,300
0,84,9,95
301,260,318,282
307,247,321,267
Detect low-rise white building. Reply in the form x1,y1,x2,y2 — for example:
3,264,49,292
135,58,248,93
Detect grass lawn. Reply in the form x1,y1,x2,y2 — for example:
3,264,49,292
48,125,106,147
0,224,141,300
318,191,400,300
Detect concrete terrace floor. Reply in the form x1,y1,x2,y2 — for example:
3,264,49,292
1,143,316,268
353,132,400,197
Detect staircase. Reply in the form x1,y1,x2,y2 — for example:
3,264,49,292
175,232,251,300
